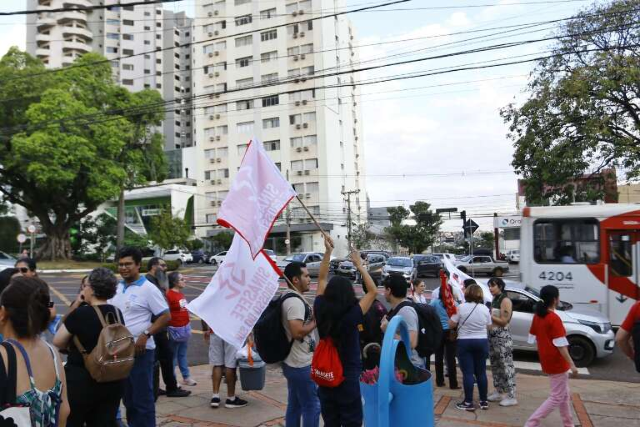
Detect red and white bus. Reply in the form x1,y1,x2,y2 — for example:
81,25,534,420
520,204,640,326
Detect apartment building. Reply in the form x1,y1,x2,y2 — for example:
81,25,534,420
26,0,194,152
193,0,367,255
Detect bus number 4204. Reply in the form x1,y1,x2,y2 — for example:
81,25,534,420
538,271,573,281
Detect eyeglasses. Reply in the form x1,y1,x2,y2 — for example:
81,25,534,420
18,267,29,274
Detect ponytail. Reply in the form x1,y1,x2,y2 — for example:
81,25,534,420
535,285,559,318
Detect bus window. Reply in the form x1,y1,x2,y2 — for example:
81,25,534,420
609,233,633,277
533,219,600,264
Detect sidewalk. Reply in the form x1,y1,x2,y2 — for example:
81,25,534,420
155,364,640,427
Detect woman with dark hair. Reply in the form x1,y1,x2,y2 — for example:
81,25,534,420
14,257,37,278
0,267,21,296
487,277,517,407
430,282,459,389
525,285,578,427
314,236,378,426
53,267,125,427
449,283,492,412
167,271,195,386
0,276,70,426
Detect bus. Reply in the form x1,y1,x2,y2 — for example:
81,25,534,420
520,204,640,326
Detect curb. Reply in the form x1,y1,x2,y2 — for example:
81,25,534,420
40,269,93,274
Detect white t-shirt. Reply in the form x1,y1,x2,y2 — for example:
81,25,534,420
109,276,169,350
281,290,316,368
450,302,491,340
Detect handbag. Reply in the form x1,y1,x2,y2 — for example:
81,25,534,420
168,324,192,343
451,304,479,342
0,342,32,426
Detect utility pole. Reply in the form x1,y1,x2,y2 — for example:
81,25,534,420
285,170,292,255
342,189,360,249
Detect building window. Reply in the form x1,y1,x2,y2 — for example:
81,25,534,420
123,19,134,26
235,35,253,48
235,0,251,4
122,79,134,85
106,33,119,40
144,40,150,45
237,122,254,134
236,56,252,68
306,182,319,193
106,47,118,54
236,100,253,111
263,118,280,129
236,78,253,89
291,160,303,171
305,159,318,169
261,29,277,42
214,41,226,50
123,34,133,41
123,63,134,71
107,19,119,25
262,95,279,107
237,143,249,155
203,44,214,54
290,137,303,148
261,73,278,83
304,135,317,145
235,14,252,26
206,214,217,223
303,112,316,122
260,8,276,19
263,140,280,151
123,49,134,55
217,125,228,135
261,51,277,63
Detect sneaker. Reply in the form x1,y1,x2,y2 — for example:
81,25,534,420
166,388,191,398
499,398,518,407
182,378,197,386
455,401,475,411
487,391,503,402
210,397,220,408
479,401,489,410
225,397,248,408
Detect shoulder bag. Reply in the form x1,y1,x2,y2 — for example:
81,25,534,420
0,342,33,426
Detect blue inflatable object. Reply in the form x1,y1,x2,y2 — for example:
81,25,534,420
360,316,434,427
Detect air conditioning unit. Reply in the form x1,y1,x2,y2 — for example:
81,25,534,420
300,32,305,38
217,200,222,206
215,135,221,141
208,32,213,37
299,10,305,15
295,124,301,129
302,99,308,105
210,200,217,206
300,54,306,60
305,193,311,198
208,52,214,58
214,51,220,56
300,77,307,82
208,11,213,17
302,123,308,129
214,10,219,16
214,72,220,77
296,147,302,152
304,170,310,175
217,179,222,184
215,94,220,99
208,73,214,78
293,33,298,39
216,158,222,163
303,146,309,151
209,158,216,163
295,101,301,106
296,170,303,175
210,179,216,184
215,114,221,119
214,30,219,36
209,136,215,142
208,114,214,120
292,11,298,17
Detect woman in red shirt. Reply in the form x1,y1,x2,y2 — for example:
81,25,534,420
167,272,196,386
525,285,578,427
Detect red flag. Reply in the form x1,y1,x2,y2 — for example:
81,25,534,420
440,270,457,317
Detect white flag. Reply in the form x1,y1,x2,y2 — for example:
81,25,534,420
187,234,280,348
442,257,492,303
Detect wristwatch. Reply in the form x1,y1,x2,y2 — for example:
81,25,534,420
143,330,151,338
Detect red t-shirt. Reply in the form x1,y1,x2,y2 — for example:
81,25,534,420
166,289,190,327
620,301,640,332
529,311,570,375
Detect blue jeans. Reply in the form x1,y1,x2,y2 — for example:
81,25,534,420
170,339,190,380
123,349,155,427
282,363,320,427
457,339,489,404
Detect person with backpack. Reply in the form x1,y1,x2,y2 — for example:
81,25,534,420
0,276,70,426
53,267,128,426
430,284,459,389
525,285,578,427
487,277,517,407
360,282,388,371
449,283,492,411
615,300,640,372
313,238,378,426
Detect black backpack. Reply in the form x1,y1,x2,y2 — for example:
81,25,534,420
360,299,388,348
254,292,310,364
632,320,640,373
389,301,443,357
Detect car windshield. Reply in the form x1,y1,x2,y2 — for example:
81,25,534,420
387,257,412,267
286,254,307,262
460,255,472,262
264,249,275,255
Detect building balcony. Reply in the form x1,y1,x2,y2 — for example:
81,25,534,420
62,40,92,53
57,11,88,25
35,33,52,45
36,15,56,30
62,0,93,8
35,48,51,58
62,26,93,41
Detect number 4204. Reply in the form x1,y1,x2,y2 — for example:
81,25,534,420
538,271,573,281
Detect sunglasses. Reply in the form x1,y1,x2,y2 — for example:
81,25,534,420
18,267,30,274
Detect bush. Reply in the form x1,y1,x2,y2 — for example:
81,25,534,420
102,259,180,274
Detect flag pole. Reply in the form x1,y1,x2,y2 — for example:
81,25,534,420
295,195,329,239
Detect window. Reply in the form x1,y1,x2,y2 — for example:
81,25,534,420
262,95,279,107
203,24,214,34
205,149,215,159
214,104,227,113
289,114,301,125
123,49,133,55
205,192,216,201
214,41,226,50
217,147,228,157
291,160,303,171
236,78,253,88
263,140,280,151
290,137,303,148
206,214,217,224
306,182,319,193
235,14,252,26
107,33,119,40
289,89,315,102
263,118,280,129
237,143,249,155
107,19,119,25
303,112,316,122
236,56,252,68
286,3,297,13
260,8,276,19
106,47,118,54
123,34,133,41
305,159,318,169
533,219,600,264
144,40,150,45
123,63,134,71
236,100,253,110
123,19,134,26
300,43,313,54
235,35,253,48
122,79,134,85
203,44,214,54
235,0,250,5
217,125,228,135
261,51,277,63
302,66,314,76
304,135,317,145
261,30,277,42
237,121,254,134
262,73,278,83
215,83,227,92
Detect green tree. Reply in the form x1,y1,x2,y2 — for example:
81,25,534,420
148,210,192,251
351,223,375,249
475,231,495,249
0,49,167,260
0,216,22,254
501,0,640,205
384,202,442,253
185,238,205,251
210,231,234,251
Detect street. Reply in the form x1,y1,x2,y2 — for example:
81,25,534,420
42,263,638,385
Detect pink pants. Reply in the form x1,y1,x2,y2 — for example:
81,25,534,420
525,372,574,427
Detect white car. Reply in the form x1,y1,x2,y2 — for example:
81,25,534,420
263,249,278,263
209,251,228,266
276,252,324,276
507,250,520,263
163,249,192,265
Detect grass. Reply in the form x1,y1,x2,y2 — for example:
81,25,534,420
37,260,104,270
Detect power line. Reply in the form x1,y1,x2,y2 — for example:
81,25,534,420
0,0,185,16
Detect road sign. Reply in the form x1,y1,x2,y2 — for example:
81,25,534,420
27,225,36,234
464,219,479,236
493,216,522,229
17,233,27,244
284,239,290,245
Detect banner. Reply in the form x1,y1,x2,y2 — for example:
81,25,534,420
442,257,492,304
186,234,280,348
217,139,297,259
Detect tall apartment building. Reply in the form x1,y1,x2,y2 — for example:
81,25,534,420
26,0,194,154
193,0,367,255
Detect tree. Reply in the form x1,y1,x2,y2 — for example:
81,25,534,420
0,216,21,254
210,231,234,251
0,49,167,259
501,0,640,205
476,231,495,249
351,223,375,249
148,210,192,252
185,238,205,251
384,202,442,253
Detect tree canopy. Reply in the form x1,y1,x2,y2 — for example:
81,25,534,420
385,202,442,254
148,209,192,251
501,0,640,205
0,49,167,259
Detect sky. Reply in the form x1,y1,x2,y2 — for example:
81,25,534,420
0,0,599,231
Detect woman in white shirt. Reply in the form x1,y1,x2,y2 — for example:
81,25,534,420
410,279,428,304
449,282,492,412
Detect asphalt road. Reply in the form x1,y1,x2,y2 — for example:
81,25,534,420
41,263,639,384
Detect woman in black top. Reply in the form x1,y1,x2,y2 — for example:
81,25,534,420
53,267,125,427
314,237,378,427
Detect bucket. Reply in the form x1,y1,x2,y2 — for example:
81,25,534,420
238,346,266,391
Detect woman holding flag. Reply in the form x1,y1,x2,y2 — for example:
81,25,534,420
431,271,460,389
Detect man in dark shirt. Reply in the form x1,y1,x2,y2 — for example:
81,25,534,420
147,257,190,398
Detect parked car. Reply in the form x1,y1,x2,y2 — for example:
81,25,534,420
163,249,192,265
359,250,392,261
330,257,348,273
0,251,17,269
502,282,614,367
454,255,509,276
209,251,228,266
381,257,417,283
431,253,457,262
190,250,210,264
276,252,324,276
263,249,278,263
336,254,386,283
507,250,520,263
413,255,443,278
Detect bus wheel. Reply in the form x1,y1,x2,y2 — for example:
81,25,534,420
568,336,595,367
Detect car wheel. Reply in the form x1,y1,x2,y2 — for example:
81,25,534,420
568,336,595,368
211,259,217,266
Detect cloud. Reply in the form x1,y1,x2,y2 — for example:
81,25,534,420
447,12,471,27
